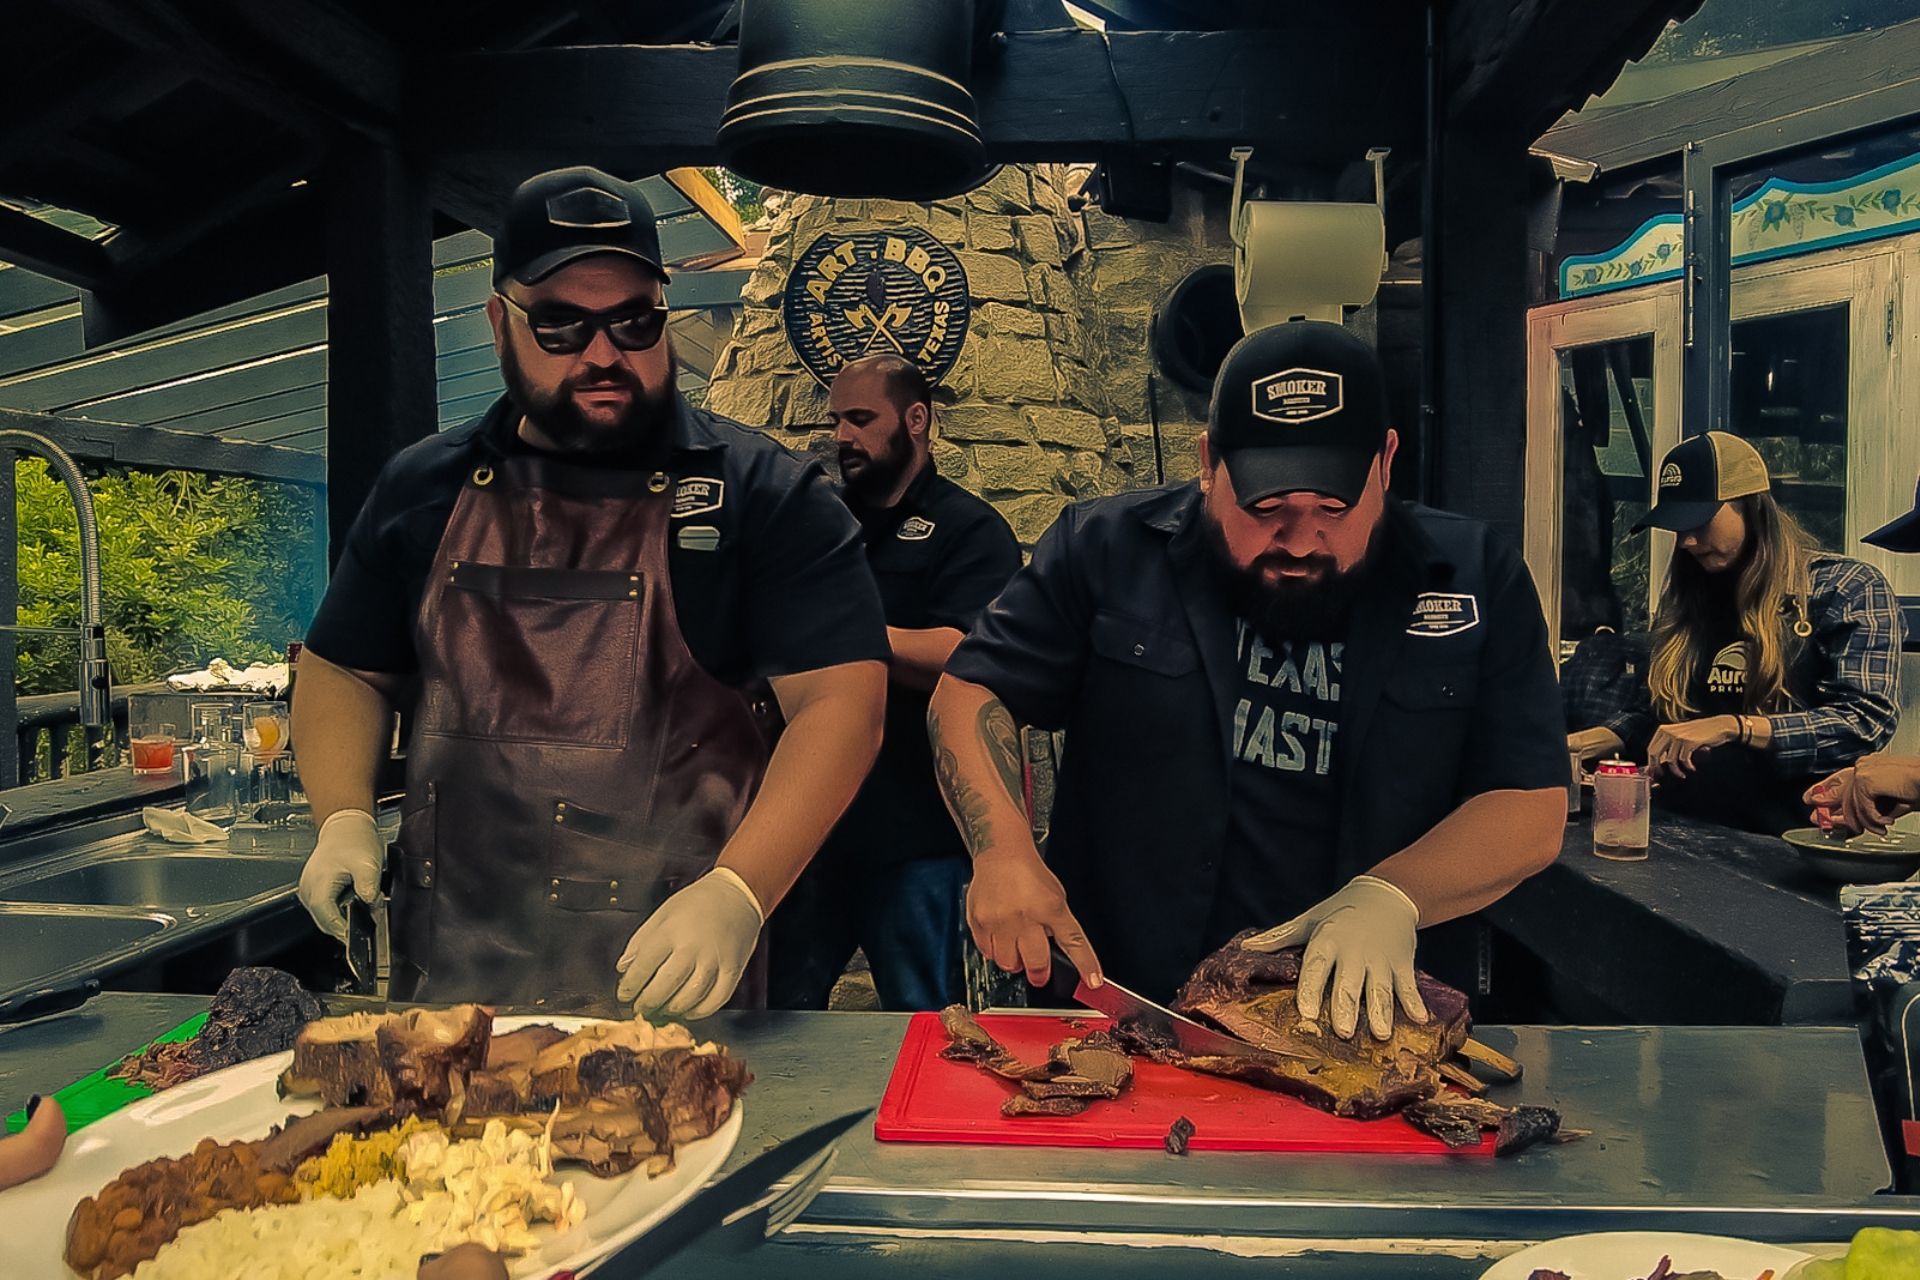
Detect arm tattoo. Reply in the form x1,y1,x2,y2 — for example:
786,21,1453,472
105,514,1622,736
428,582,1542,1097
930,706,995,857
980,700,1025,812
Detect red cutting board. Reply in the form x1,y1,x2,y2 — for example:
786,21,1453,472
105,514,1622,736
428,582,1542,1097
874,1012,1494,1156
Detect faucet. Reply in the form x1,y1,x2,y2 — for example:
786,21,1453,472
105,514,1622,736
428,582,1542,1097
0,430,110,727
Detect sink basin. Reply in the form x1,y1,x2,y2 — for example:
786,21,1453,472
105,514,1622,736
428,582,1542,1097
0,907,171,992
0,854,301,908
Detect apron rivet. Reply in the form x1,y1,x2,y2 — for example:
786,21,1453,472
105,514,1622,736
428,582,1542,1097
472,466,494,486
648,471,669,493
627,589,638,598
609,880,619,890
550,879,561,888
548,892,559,903
555,814,565,823
609,896,619,905
422,875,433,887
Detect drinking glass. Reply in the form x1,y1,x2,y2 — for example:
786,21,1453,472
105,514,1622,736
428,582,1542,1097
1592,760,1650,860
130,722,178,776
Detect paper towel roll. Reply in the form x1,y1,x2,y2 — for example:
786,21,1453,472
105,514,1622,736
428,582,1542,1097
1235,201,1387,332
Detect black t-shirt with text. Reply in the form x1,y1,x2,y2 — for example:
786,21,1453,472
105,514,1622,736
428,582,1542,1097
1209,620,1345,940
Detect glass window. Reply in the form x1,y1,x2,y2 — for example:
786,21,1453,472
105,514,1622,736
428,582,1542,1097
1727,303,1849,550
1557,336,1656,647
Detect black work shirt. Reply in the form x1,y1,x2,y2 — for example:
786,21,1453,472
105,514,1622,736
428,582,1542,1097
821,462,1022,866
306,395,889,686
946,485,1568,1001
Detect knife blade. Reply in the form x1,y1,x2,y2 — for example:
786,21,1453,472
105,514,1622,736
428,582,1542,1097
1050,945,1289,1060
585,1107,871,1279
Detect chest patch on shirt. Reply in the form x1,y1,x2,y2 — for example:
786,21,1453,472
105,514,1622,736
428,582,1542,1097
672,477,724,518
1406,591,1480,637
897,515,936,541
1706,641,1748,696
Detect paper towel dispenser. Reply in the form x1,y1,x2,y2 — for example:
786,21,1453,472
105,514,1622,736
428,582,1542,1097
1230,147,1390,332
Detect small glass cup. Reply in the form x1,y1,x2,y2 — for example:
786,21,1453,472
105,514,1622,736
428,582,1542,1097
130,722,178,776
184,706,240,825
1592,759,1650,860
241,701,290,763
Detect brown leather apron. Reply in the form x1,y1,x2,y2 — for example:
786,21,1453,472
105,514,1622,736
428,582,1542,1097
389,451,772,1013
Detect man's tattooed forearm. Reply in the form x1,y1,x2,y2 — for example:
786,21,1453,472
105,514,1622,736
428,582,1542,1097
930,707,994,856
980,700,1024,811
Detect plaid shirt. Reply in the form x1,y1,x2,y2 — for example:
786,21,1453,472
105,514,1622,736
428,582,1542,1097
1595,555,1905,775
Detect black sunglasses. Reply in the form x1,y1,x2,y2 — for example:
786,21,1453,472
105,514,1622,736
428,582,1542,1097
496,292,670,355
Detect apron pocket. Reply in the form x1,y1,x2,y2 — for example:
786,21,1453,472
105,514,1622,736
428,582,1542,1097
543,798,717,915
427,562,642,748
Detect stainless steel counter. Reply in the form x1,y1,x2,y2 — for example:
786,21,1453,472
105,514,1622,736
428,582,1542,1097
5,994,1917,1265
0,812,333,1011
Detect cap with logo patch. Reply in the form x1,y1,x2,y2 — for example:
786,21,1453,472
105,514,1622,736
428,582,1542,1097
493,166,670,288
1207,320,1389,507
1632,431,1771,533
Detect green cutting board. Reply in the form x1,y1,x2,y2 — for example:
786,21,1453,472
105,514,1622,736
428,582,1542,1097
4,1012,208,1135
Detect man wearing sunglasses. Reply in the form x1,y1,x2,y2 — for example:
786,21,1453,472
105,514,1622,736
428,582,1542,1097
294,167,889,1018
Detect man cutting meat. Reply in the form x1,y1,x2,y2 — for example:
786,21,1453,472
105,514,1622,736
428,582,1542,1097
292,167,887,1017
929,321,1567,1040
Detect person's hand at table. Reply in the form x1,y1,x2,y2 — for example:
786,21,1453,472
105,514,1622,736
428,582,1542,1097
1567,725,1624,767
1242,876,1429,1041
1804,754,1920,836
615,868,764,1020
417,1243,508,1280
965,844,1103,991
1646,715,1741,779
0,1094,67,1191
296,809,385,943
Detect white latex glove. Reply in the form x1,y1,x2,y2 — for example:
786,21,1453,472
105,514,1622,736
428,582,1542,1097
296,809,384,944
615,868,764,1020
1241,875,1428,1041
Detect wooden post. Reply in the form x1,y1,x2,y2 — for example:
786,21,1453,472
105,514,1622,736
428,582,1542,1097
1433,128,1536,541
324,144,436,566
0,459,17,788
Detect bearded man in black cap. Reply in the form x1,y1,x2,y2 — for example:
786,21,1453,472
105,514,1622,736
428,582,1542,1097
928,320,1568,1039
294,167,888,1017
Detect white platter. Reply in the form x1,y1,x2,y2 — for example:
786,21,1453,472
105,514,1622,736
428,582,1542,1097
0,1015,742,1279
1481,1231,1810,1279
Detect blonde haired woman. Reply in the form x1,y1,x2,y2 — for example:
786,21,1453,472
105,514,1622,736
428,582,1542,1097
1568,432,1904,833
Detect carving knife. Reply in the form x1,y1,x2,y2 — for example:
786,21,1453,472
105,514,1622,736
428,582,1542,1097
1050,945,1299,1060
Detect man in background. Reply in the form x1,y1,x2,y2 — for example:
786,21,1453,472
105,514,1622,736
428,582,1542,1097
771,354,1022,1010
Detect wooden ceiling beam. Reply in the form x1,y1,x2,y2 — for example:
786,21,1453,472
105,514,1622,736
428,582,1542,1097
0,205,114,292
423,26,1422,224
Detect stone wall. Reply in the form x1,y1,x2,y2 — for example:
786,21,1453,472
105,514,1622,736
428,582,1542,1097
704,164,1236,545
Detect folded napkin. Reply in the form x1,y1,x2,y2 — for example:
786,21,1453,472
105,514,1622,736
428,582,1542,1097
165,658,288,694
142,806,227,844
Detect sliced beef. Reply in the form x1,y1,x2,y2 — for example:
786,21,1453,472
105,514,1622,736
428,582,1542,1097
1164,1116,1195,1156
1402,1096,1565,1156
529,1019,699,1101
376,1006,492,1111
253,1105,392,1172
1002,1094,1089,1117
278,1006,491,1114
572,1046,754,1145
277,1011,397,1107
1164,935,1472,1119
938,1005,1048,1081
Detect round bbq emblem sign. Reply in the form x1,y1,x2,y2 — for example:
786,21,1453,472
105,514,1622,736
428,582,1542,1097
783,227,970,387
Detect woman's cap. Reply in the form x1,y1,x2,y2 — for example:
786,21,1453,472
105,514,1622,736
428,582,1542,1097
1632,431,1771,534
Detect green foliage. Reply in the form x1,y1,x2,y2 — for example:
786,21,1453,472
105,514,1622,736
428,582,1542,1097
14,462,319,696
699,167,766,225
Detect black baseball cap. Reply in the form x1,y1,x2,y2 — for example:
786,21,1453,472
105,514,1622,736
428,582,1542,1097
1864,476,1920,552
1632,432,1771,533
1207,321,1389,506
493,166,669,288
